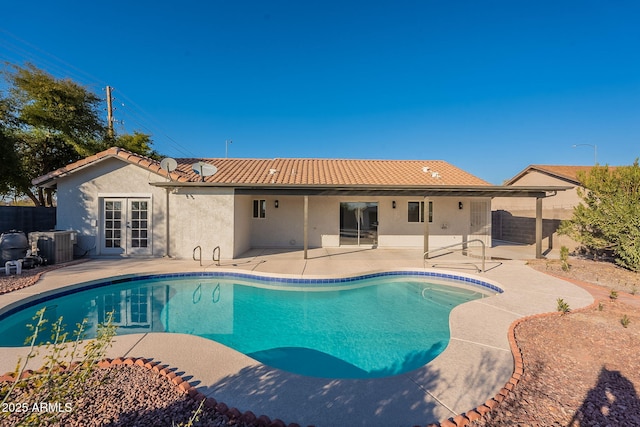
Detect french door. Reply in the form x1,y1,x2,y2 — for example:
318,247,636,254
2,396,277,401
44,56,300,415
101,198,151,255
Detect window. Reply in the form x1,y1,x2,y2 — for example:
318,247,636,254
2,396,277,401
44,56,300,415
408,201,433,223
253,199,266,218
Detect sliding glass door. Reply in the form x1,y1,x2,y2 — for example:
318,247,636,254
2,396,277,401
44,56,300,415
339,202,378,246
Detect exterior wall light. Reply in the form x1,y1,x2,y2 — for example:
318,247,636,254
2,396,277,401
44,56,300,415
458,202,463,210
275,200,279,208
392,201,396,209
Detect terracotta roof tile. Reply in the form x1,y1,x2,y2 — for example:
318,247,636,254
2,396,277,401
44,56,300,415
33,147,491,187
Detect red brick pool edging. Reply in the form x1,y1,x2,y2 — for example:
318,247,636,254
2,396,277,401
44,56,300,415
0,356,303,427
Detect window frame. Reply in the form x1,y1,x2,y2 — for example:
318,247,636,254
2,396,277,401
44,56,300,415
407,201,433,223
252,199,266,218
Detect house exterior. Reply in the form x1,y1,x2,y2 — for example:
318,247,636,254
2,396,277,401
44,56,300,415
492,165,595,249
33,148,568,260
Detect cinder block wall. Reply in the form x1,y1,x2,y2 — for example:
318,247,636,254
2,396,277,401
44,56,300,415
492,209,579,251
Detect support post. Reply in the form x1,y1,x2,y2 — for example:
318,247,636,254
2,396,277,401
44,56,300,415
423,197,430,256
303,195,309,259
535,197,543,259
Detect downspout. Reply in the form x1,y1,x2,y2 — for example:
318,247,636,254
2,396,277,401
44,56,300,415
165,187,171,257
303,195,309,259
423,196,430,256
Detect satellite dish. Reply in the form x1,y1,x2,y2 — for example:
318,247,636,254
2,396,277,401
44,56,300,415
191,162,218,182
160,157,178,172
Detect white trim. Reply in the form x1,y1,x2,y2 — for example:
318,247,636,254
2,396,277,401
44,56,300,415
98,192,153,198
98,195,153,256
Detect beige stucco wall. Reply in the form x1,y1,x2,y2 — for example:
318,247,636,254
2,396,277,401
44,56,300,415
233,196,252,257
493,170,580,213
168,187,235,260
55,158,168,257
240,195,491,251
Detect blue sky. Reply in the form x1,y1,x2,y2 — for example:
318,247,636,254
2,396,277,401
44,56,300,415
1,1,639,184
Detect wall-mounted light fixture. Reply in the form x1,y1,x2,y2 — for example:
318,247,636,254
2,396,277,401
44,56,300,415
274,200,279,208
392,200,396,209
458,201,463,210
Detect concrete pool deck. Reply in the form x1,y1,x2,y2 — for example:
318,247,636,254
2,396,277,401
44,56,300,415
0,247,593,427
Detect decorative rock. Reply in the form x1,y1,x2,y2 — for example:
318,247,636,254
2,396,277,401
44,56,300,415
257,415,272,426
0,374,15,382
453,414,469,426
178,381,192,393
19,370,34,379
242,410,257,424
216,402,229,415
485,399,499,409
466,410,482,422
204,397,218,409
476,405,492,415
227,407,242,419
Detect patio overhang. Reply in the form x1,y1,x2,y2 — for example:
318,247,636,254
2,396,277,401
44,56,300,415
152,181,571,260
149,182,571,199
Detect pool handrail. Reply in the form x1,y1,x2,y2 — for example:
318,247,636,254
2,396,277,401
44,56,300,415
193,245,202,266
423,239,486,272
213,246,221,266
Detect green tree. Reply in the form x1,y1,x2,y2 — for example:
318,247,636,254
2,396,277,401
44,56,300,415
114,131,161,160
559,161,640,271
1,63,160,206
7,63,107,155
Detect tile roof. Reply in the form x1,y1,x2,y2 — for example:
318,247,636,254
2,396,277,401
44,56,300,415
33,146,491,187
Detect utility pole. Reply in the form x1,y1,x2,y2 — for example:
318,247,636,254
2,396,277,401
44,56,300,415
106,86,114,139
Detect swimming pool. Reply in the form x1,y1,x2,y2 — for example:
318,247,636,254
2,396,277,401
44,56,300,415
0,271,501,379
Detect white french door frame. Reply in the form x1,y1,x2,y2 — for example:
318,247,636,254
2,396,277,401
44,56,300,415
99,194,152,256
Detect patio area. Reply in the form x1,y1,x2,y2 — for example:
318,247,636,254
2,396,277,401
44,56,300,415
0,246,591,427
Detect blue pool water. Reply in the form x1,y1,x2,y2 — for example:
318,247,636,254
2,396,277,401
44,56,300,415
0,272,497,378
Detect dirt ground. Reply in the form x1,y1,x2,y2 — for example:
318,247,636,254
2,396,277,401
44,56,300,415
470,257,640,426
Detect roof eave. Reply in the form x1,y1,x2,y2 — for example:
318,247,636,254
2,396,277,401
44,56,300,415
149,181,572,197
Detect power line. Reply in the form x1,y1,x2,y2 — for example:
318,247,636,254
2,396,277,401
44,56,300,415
0,30,195,158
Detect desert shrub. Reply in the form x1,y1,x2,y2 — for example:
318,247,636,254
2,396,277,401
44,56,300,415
0,308,116,425
559,160,640,272
557,298,571,315
560,246,571,271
